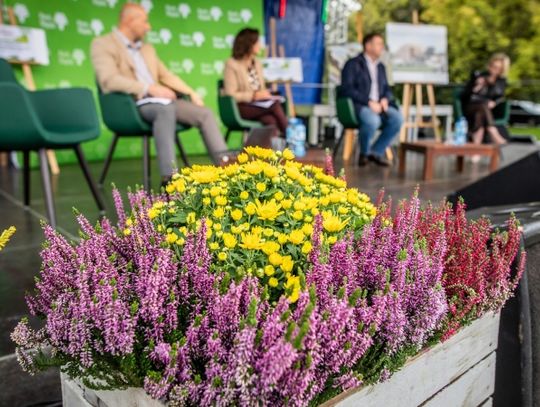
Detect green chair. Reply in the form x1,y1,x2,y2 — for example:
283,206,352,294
217,79,263,143
96,84,191,191
333,85,360,159
0,58,105,228
453,86,510,127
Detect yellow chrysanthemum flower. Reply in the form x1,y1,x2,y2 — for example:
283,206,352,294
322,213,348,233
190,167,220,184
255,199,283,221
239,191,249,200
243,160,265,175
240,232,262,250
237,153,249,163
231,209,243,221
218,252,227,261
213,207,225,218
256,182,267,192
281,199,292,209
245,202,257,216
215,195,227,206
268,277,279,288
282,148,295,160
302,241,313,254
268,252,283,266
223,233,238,249
281,255,294,272
264,265,275,276
262,241,280,255
166,233,178,244
288,230,305,245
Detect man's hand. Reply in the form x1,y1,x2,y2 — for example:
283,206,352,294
147,84,177,100
253,89,273,100
380,98,389,112
487,100,496,109
368,100,383,114
190,92,204,107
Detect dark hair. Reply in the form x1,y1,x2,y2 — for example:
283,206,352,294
232,28,260,59
362,33,383,49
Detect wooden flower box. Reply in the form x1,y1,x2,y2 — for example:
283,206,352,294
61,312,500,407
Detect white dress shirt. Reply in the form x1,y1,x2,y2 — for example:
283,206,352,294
365,54,380,102
115,30,154,95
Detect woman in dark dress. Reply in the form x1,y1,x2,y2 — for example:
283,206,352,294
461,53,509,146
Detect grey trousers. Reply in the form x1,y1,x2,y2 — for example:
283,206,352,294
138,99,228,177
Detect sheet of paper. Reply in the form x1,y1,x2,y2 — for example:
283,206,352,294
136,97,173,106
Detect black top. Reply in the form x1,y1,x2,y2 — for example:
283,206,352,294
462,70,507,107
340,53,395,111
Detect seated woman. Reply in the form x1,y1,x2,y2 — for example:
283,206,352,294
223,28,288,137
461,53,510,146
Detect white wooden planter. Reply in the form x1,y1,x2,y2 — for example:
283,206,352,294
61,312,500,407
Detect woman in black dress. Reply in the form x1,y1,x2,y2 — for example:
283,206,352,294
461,53,509,146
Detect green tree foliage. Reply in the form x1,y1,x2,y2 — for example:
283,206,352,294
355,0,540,93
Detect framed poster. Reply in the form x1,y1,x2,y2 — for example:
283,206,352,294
261,57,303,83
326,42,363,85
0,25,49,65
385,22,448,84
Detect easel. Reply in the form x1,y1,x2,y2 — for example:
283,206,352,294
0,6,60,174
399,10,441,143
268,17,296,118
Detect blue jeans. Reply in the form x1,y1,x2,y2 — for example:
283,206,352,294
358,106,403,157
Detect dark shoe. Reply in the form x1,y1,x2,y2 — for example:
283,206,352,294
160,176,172,189
368,154,391,167
358,154,368,166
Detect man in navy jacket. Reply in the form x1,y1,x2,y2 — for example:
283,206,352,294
341,33,403,166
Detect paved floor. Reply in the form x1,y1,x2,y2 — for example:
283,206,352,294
0,141,537,406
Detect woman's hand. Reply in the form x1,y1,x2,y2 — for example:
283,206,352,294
472,77,486,93
253,90,273,100
487,100,496,109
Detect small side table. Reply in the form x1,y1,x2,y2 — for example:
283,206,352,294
399,141,500,181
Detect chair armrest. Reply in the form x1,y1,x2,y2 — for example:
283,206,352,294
30,88,100,133
98,92,149,134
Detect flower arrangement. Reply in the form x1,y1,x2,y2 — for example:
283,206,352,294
11,148,525,406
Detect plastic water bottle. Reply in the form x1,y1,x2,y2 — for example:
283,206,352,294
454,117,468,145
286,118,307,157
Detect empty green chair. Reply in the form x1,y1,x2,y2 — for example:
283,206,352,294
0,58,105,228
217,79,263,144
96,84,191,191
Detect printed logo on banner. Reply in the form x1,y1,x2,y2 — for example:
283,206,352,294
179,3,191,18
213,61,224,75
43,80,72,89
92,0,118,8
201,61,225,76
76,19,104,36
195,87,208,99
227,9,253,24
159,29,172,44
212,34,235,49
146,29,172,45
179,32,205,47
140,0,153,13
39,11,69,31
168,59,194,75
57,49,86,66
13,3,30,23
197,6,222,22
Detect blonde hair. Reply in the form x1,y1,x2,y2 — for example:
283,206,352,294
488,53,510,77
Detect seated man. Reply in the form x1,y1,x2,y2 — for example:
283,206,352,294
341,33,403,166
91,4,231,183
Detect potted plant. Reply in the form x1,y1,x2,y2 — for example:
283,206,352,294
11,148,524,406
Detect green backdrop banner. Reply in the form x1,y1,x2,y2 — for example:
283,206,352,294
3,0,264,164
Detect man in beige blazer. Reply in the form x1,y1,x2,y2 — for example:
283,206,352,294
91,3,229,182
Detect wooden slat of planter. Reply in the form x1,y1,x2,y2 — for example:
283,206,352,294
479,397,493,407
423,352,496,407
324,312,500,407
